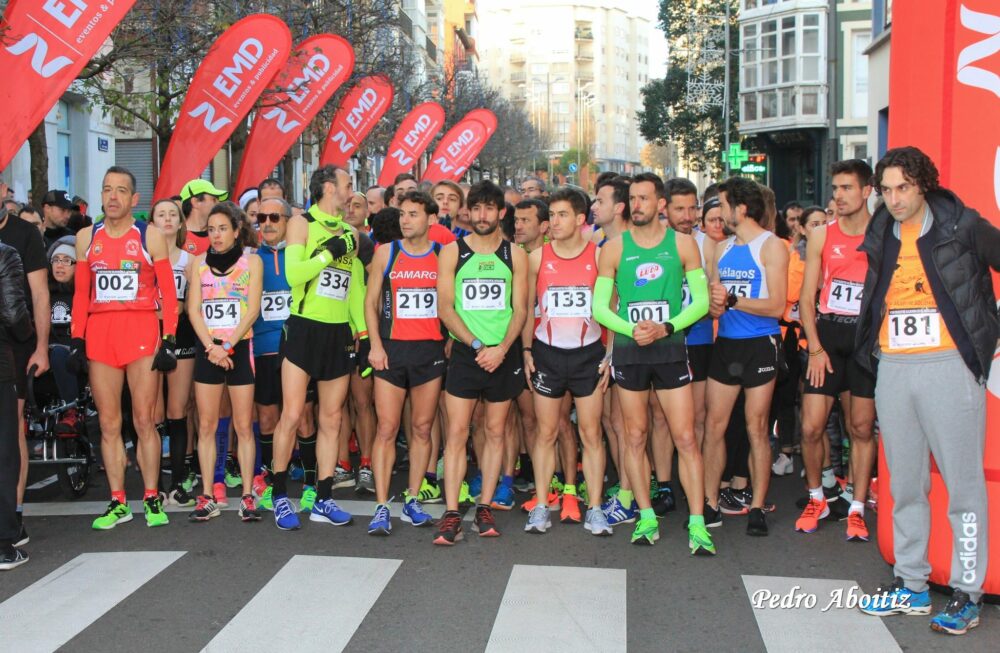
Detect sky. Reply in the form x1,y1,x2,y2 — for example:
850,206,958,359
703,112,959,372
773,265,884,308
639,1,670,79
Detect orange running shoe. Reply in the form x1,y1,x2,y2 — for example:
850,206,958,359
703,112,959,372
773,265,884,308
794,497,828,533
520,491,561,513
845,512,869,541
560,493,581,523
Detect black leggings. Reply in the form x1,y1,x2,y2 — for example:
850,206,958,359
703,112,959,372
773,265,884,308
723,391,750,480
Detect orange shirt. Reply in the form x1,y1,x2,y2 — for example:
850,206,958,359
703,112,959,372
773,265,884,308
784,242,805,324
879,219,956,354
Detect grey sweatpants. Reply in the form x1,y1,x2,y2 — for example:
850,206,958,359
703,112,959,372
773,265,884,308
875,351,988,601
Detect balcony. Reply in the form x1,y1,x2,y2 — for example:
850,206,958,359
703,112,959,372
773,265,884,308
511,52,525,64
510,91,527,103
511,71,527,83
426,36,438,62
739,84,828,133
576,48,594,61
575,25,594,40
576,70,594,82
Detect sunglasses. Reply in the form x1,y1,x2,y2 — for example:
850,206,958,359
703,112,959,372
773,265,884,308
257,212,287,224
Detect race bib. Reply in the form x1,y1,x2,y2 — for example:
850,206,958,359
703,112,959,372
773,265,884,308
317,268,350,300
545,286,592,318
723,280,752,298
173,271,187,299
95,269,138,302
887,308,940,350
827,278,863,315
203,298,241,330
681,282,692,308
627,300,670,323
462,278,505,311
396,288,438,319
789,301,800,320
261,291,291,322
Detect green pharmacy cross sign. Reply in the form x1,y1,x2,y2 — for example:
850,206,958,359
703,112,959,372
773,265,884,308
722,144,750,170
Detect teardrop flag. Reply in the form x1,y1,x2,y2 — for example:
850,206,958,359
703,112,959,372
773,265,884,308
420,114,491,183
377,102,446,187
319,75,394,167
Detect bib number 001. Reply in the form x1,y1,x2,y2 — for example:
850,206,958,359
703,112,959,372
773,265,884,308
627,300,669,323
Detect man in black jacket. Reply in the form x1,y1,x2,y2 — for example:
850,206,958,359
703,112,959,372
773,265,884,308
856,146,1000,635
0,237,34,570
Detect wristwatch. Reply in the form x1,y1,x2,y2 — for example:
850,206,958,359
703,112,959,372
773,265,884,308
222,340,235,355
725,292,739,310
471,338,483,352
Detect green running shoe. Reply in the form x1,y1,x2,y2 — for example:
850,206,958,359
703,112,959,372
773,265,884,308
605,481,620,499
92,499,133,530
299,485,317,512
689,523,716,556
224,460,242,489
144,495,169,528
259,485,274,511
418,477,442,504
458,481,474,506
181,470,198,494
630,517,660,545
578,480,589,505
550,474,564,495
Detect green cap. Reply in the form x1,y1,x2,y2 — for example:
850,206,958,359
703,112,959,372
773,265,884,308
180,179,229,201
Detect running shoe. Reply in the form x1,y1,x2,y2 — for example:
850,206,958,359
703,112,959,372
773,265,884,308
299,485,317,513
239,495,261,522
731,487,776,513
213,482,229,507
520,491,560,513
356,466,375,494
0,547,28,571
747,507,768,536
845,512,869,542
433,511,463,545
14,524,28,547
224,459,242,488
652,486,675,516
602,496,637,525
168,485,195,507
549,474,564,495
252,474,268,498
524,506,551,534
704,501,723,528
401,495,433,527
584,507,613,536
512,474,534,493
794,497,829,533
631,517,659,545
930,590,981,635
858,577,931,616
772,452,794,476
189,495,220,522
649,477,659,502
368,504,392,536
310,498,353,526
273,496,301,530
469,473,483,499
577,480,589,505
144,495,169,528
259,485,274,511
418,477,442,504
719,487,749,515
473,505,500,537
491,483,515,511
288,460,304,482
181,470,198,494
689,523,716,556
332,465,354,489
92,499,133,530
560,493,582,523
604,481,620,499
458,481,475,506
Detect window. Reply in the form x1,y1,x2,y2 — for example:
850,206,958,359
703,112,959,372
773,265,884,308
781,88,796,117
761,20,778,85
885,0,892,27
801,13,821,81
761,90,778,119
743,94,758,121
851,31,870,118
802,90,819,115
553,82,569,94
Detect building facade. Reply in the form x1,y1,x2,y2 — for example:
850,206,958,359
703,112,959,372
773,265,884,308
865,0,892,163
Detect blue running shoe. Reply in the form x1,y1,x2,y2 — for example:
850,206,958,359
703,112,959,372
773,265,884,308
858,577,931,616
602,496,636,525
930,590,981,635
368,504,391,535
491,483,515,511
273,496,301,531
310,498,353,526
401,496,433,527
289,461,304,482
469,473,483,499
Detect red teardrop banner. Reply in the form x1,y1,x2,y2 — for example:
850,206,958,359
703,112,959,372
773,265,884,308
376,102,446,187
319,74,394,168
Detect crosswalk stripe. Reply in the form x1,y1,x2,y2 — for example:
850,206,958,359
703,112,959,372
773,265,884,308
202,555,402,652
742,575,902,653
485,564,627,652
0,551,186,653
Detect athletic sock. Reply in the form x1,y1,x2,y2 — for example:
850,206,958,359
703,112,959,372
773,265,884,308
112,490,127,504
658,480,673,494
143,488,158,500
214,417,231,483
259,433,274,475
317,477,334,501
272,471,288,497
842,483,855,504
639,507,655,521
501,475,514,489
849,500,865,516
563,483,577,496
185,453,195,474
360,456,371,468
821,466,836,489
338,459,352,472
808,486,824,502
424,472,438,483
166,418,188,483
617,489,634,507
297,434,317,486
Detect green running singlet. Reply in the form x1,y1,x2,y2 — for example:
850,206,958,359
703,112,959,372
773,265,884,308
452,238,513,346
290,206,366,326
613,228,686,365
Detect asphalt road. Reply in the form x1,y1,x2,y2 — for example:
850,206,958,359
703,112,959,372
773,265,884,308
4,459,998,653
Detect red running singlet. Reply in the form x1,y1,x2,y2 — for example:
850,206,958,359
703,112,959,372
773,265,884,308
378,240,444,341
86,220,159,313
535,241,602,349
818,219,867,316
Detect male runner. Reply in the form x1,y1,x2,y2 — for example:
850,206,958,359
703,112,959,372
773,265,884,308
593,173,714,551
433,180,469,237
70,166,179,529
795,160,877,541
267,165,367,531
393,174,418,205
434,180,527,545
591,176,629,247
704,177,788,536
179,179,228,256
365,190,442,535
523,188,611,536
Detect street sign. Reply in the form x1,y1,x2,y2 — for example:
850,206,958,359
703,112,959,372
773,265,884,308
722,143,749,169
568,162,578,173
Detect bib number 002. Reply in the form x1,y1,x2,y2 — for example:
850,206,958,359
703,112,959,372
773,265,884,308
95,270,138,302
